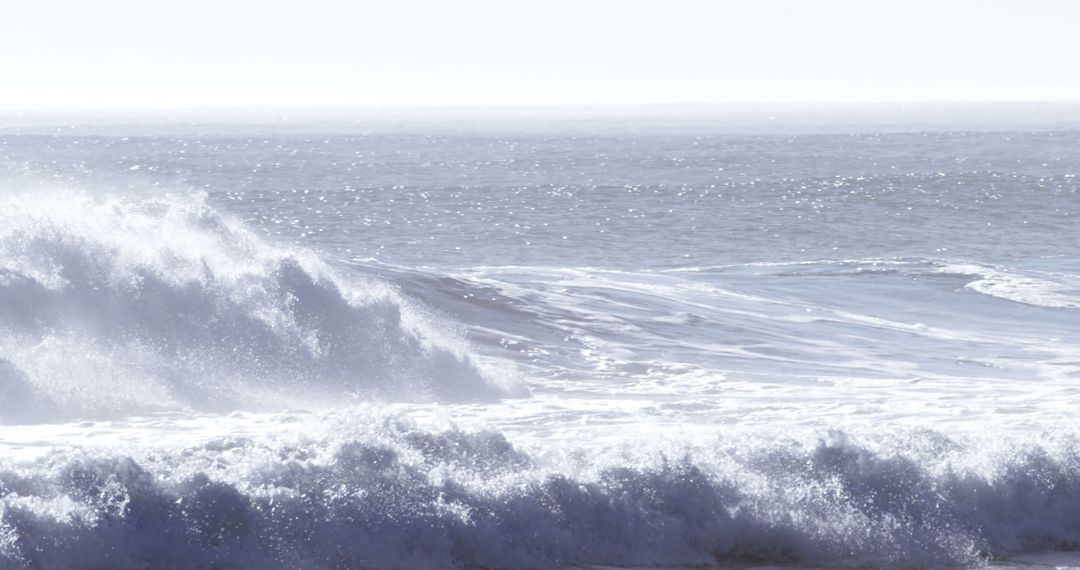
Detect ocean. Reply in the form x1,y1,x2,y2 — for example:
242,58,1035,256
0,112,1078,569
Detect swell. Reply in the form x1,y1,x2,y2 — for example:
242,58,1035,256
2,421,1080,569
0,190,522,423
405,259,1080,392
668,257,1080,310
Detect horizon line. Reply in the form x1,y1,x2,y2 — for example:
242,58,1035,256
4,99,1080,116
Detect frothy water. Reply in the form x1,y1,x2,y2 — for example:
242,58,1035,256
0,121,1078,569
4,413,1080,569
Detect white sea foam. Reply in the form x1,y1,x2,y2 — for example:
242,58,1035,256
1,413,1080,569
938,263,1080,309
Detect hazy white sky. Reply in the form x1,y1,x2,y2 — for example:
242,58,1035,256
2,0,1079,109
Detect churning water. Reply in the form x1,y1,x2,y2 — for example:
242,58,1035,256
0,116,1079,569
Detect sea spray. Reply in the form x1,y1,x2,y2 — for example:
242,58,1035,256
3,415,1080,569
0,189,522,423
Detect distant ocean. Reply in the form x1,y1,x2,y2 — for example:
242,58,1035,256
1,112,1079,569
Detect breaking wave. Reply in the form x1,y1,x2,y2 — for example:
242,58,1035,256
1,418,1080,569
0,189,522,423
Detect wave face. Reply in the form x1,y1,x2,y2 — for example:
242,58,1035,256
1,418,1079,570
0,190,519,422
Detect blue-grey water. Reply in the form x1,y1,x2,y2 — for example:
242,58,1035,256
0,116,1078,569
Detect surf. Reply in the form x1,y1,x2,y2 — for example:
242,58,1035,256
2,413,1080,569
0,188,523,423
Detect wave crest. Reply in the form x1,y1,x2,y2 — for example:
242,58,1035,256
2,422,1080,569
0,190,521,423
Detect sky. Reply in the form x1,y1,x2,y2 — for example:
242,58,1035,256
2,0,1079,110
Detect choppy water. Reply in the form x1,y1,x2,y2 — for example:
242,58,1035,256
0,117,1079,569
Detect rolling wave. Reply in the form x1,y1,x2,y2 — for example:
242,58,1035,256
0,190,522,423
1,417,1079,569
